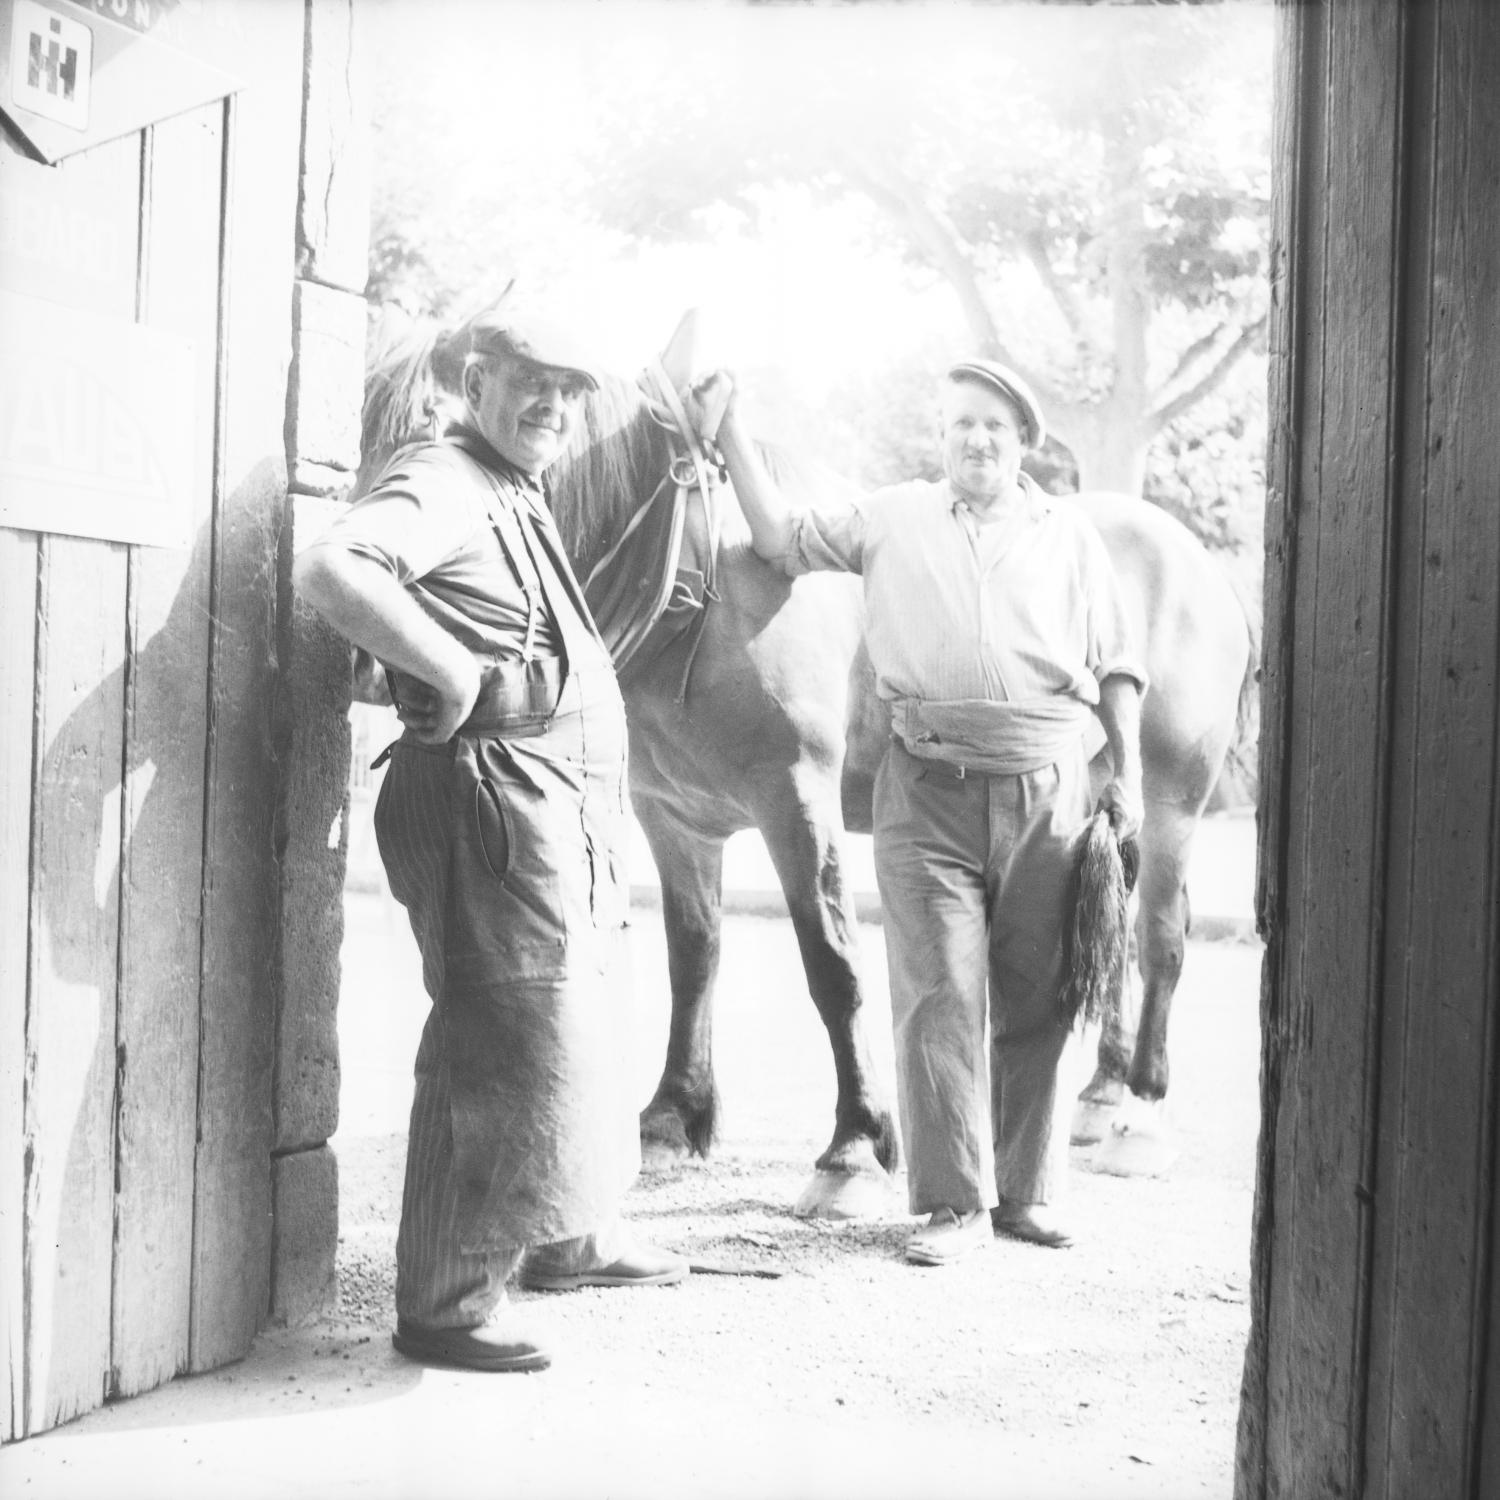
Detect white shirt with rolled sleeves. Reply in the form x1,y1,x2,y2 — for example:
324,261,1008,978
780,470,1146,1220
782,472,1147,711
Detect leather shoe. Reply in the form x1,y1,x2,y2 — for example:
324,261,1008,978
520,1240,690,1292
393,1311,551,1372
904,1207,991,1266
992,1199,1073,1248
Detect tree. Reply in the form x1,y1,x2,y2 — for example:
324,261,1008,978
577,3,1271,495
364,2,1271,498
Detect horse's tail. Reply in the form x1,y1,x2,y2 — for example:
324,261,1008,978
1059,814,1140,1032
1221,577,1263,799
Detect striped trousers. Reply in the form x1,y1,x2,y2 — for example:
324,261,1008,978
375,673,636,1329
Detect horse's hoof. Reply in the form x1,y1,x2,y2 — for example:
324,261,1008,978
792,1169,892,1221
1089,1097,1179,1178
1071,1096,1117,1147
639,1114,692,1168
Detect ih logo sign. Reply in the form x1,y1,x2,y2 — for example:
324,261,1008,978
11,1,91,130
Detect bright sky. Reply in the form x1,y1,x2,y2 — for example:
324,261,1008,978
367,0,1270,447
368,0,986,372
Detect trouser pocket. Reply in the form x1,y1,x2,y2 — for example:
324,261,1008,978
447,738,578,984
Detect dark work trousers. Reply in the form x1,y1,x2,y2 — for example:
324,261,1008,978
874,736,1090,1217
374,667,637,1329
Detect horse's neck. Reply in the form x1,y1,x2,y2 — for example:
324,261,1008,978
549,395,672,575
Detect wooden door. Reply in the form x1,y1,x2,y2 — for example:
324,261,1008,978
1239,1,1500,1493
0,2,305,1439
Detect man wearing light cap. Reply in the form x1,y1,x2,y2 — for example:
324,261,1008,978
294,304,687,1373
685,359,1146,1264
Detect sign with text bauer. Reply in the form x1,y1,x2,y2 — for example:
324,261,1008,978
0,289,196,547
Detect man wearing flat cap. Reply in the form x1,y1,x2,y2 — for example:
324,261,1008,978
685,359,1145,1265
295,304,687,1373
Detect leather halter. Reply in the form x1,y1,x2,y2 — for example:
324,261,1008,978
580,361,722,698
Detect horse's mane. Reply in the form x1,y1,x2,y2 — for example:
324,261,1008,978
356,311,468,498
546,376,671,575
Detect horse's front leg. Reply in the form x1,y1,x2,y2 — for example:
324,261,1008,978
635,802,726,1163
758,786,899,1219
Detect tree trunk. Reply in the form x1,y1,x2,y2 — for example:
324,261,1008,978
1054,402,1149,496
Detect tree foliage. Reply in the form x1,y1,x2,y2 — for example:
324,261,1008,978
366,1,1272,545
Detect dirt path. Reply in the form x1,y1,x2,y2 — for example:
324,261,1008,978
329,904,1262,1498
2,904,1259,1500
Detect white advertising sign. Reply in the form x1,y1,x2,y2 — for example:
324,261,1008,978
9,0,91,130
0,289,196,548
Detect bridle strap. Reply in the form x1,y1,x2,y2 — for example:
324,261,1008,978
580,362,722,692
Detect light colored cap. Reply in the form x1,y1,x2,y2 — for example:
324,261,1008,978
467,307,602,390
946,359,1046,449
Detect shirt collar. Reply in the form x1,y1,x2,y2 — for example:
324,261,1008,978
947,470,1049,522
447,422,548,499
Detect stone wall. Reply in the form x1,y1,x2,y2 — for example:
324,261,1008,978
270,0,372,1328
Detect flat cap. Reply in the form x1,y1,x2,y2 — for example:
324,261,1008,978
946,359,1046,449
467,307,602,390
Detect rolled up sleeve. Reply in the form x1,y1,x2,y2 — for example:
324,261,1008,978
784,501,868,577
300,447,479,585
1080,525,1149,694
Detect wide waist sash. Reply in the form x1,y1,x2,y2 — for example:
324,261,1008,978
461,655,567,736
889,695,1100,776
386,655,615,742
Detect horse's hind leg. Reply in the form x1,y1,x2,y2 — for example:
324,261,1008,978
1126,808,1192,1106
758,785,899,1219
1090,798,1195,1177
1072,953,1137,1145
635,803,726,1163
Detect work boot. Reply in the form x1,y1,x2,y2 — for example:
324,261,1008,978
904,1207,991,1266
393,1304,551,1372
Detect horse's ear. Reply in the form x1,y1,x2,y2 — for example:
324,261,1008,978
659,309,701,387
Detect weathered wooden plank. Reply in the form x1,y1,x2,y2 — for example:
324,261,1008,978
0,531,39,1443
189,3,306,1370
108,106,223,1401
17,127,142,1436
25,525,130,1434
1236,7,1313,1489
1366,1,1500,1492
1255,3,1407,1495
1248,3,1500,1495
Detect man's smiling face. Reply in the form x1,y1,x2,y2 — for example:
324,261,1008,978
938,377,1026,511
464,354,590,477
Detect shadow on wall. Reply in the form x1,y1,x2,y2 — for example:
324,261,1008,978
28,456,282,1425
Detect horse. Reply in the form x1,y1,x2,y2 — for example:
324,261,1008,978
357,308,1258,1212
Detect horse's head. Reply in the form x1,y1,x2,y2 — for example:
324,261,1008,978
545,313,708,576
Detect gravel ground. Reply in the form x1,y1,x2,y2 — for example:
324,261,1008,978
2,864,1261,1500
328,889,1263,1499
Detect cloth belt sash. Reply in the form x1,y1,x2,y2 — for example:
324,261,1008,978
890,695,1101,776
